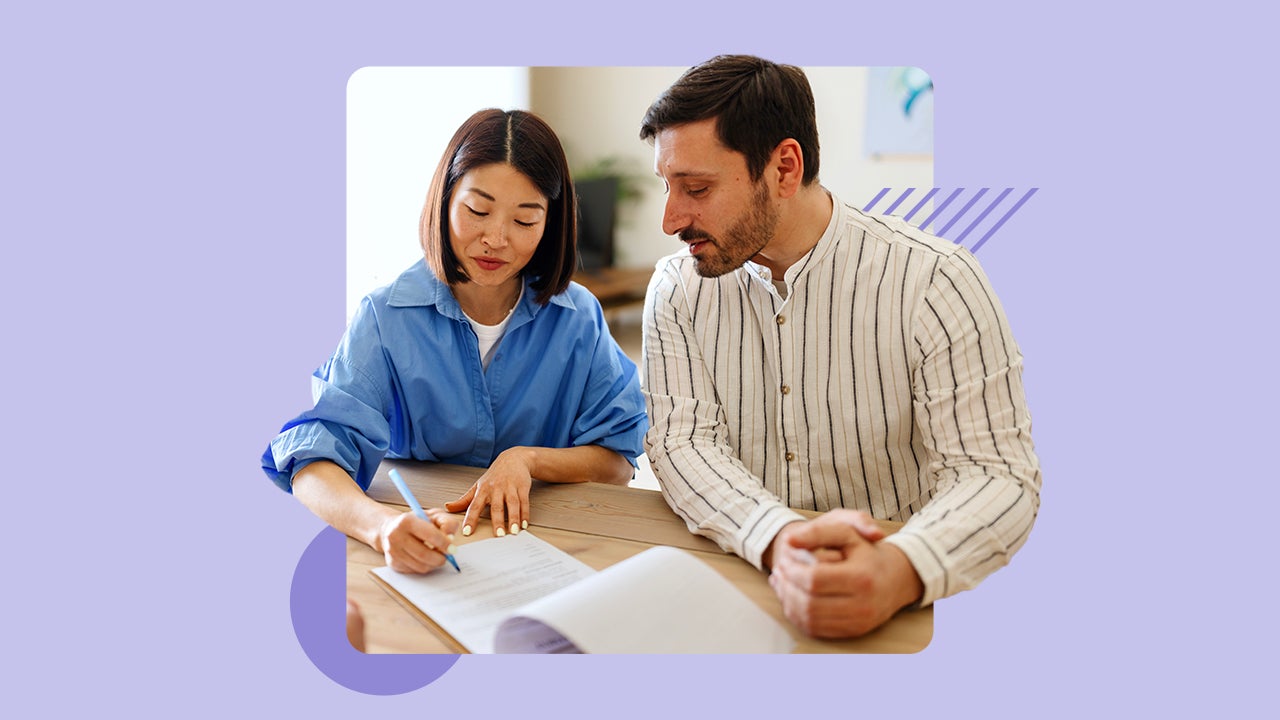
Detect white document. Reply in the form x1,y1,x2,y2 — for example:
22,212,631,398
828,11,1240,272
372,531,595,653
371,532,795,654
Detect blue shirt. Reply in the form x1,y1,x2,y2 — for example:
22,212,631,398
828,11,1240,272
262,261,648,493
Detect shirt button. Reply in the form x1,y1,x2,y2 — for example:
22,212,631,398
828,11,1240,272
776,315,786,325
785,452,796,462
781,385,791,395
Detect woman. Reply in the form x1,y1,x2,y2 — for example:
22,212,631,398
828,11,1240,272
262,109,647,574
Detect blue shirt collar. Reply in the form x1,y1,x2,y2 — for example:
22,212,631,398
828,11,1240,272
386,260,576,324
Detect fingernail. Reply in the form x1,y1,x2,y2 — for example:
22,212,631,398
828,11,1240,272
496,527,506,537
446,533,455,542
510,523,520,535
446,544,458,555
522,520,528,529
462,525,472,537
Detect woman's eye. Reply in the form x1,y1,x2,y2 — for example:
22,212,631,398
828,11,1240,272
466,206,488,217
514,219,536,228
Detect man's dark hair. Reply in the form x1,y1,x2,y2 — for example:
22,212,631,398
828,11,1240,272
420,108,577,305
640,55,820,185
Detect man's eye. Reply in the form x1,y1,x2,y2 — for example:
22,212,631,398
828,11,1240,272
687,187,708,197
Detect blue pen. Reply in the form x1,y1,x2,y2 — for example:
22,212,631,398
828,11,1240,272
388,469,461,572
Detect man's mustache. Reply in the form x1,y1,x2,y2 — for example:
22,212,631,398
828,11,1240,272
680,229,712,243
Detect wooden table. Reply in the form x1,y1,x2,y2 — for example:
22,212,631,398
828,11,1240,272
348,459,933,654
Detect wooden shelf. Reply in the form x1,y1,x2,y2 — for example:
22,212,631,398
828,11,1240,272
573,266,654,312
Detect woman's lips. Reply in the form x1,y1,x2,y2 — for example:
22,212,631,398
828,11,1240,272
473,257,507,271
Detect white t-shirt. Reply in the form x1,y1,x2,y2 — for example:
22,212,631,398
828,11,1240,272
464,287,522,369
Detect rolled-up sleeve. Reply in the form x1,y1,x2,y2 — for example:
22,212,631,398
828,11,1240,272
261,300,394,493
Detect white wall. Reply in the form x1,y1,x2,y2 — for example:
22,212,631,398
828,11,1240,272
347,66,932,317
346,67,529,319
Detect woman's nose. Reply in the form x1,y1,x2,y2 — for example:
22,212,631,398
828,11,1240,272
482,219,508,247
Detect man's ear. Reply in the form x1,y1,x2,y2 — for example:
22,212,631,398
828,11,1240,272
771,138,805,199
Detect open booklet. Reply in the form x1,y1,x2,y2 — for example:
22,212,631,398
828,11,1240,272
370,532,795,654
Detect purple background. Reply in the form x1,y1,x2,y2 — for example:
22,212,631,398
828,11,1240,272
5,1,1273,715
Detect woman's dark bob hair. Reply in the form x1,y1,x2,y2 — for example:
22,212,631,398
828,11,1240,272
420,108,577,305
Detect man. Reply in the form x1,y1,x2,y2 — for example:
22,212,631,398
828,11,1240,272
639,56,1041,638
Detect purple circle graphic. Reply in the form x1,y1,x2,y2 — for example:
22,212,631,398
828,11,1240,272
290,527,459,694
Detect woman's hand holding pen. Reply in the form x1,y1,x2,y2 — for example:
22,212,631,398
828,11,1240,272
376,508,459,574
445,447,534,538
292,460,459,574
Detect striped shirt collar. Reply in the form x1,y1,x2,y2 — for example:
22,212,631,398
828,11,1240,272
743,189,844,290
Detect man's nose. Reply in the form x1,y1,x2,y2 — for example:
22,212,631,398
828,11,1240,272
661,195,688,237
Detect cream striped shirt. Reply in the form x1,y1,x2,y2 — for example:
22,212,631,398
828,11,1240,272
641,194,1041,607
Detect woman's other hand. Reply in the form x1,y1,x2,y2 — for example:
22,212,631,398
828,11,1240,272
445,447,534,538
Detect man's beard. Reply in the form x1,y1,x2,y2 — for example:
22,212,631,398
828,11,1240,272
682,181,778,278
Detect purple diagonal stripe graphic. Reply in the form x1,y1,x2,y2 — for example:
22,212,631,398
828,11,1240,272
883,188,915,215
938,188,989,236
862,188,891,212
918,187,965,230
954,187,1013,245
902,188,940,222
969,188,1039,253
869,186,1037,252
